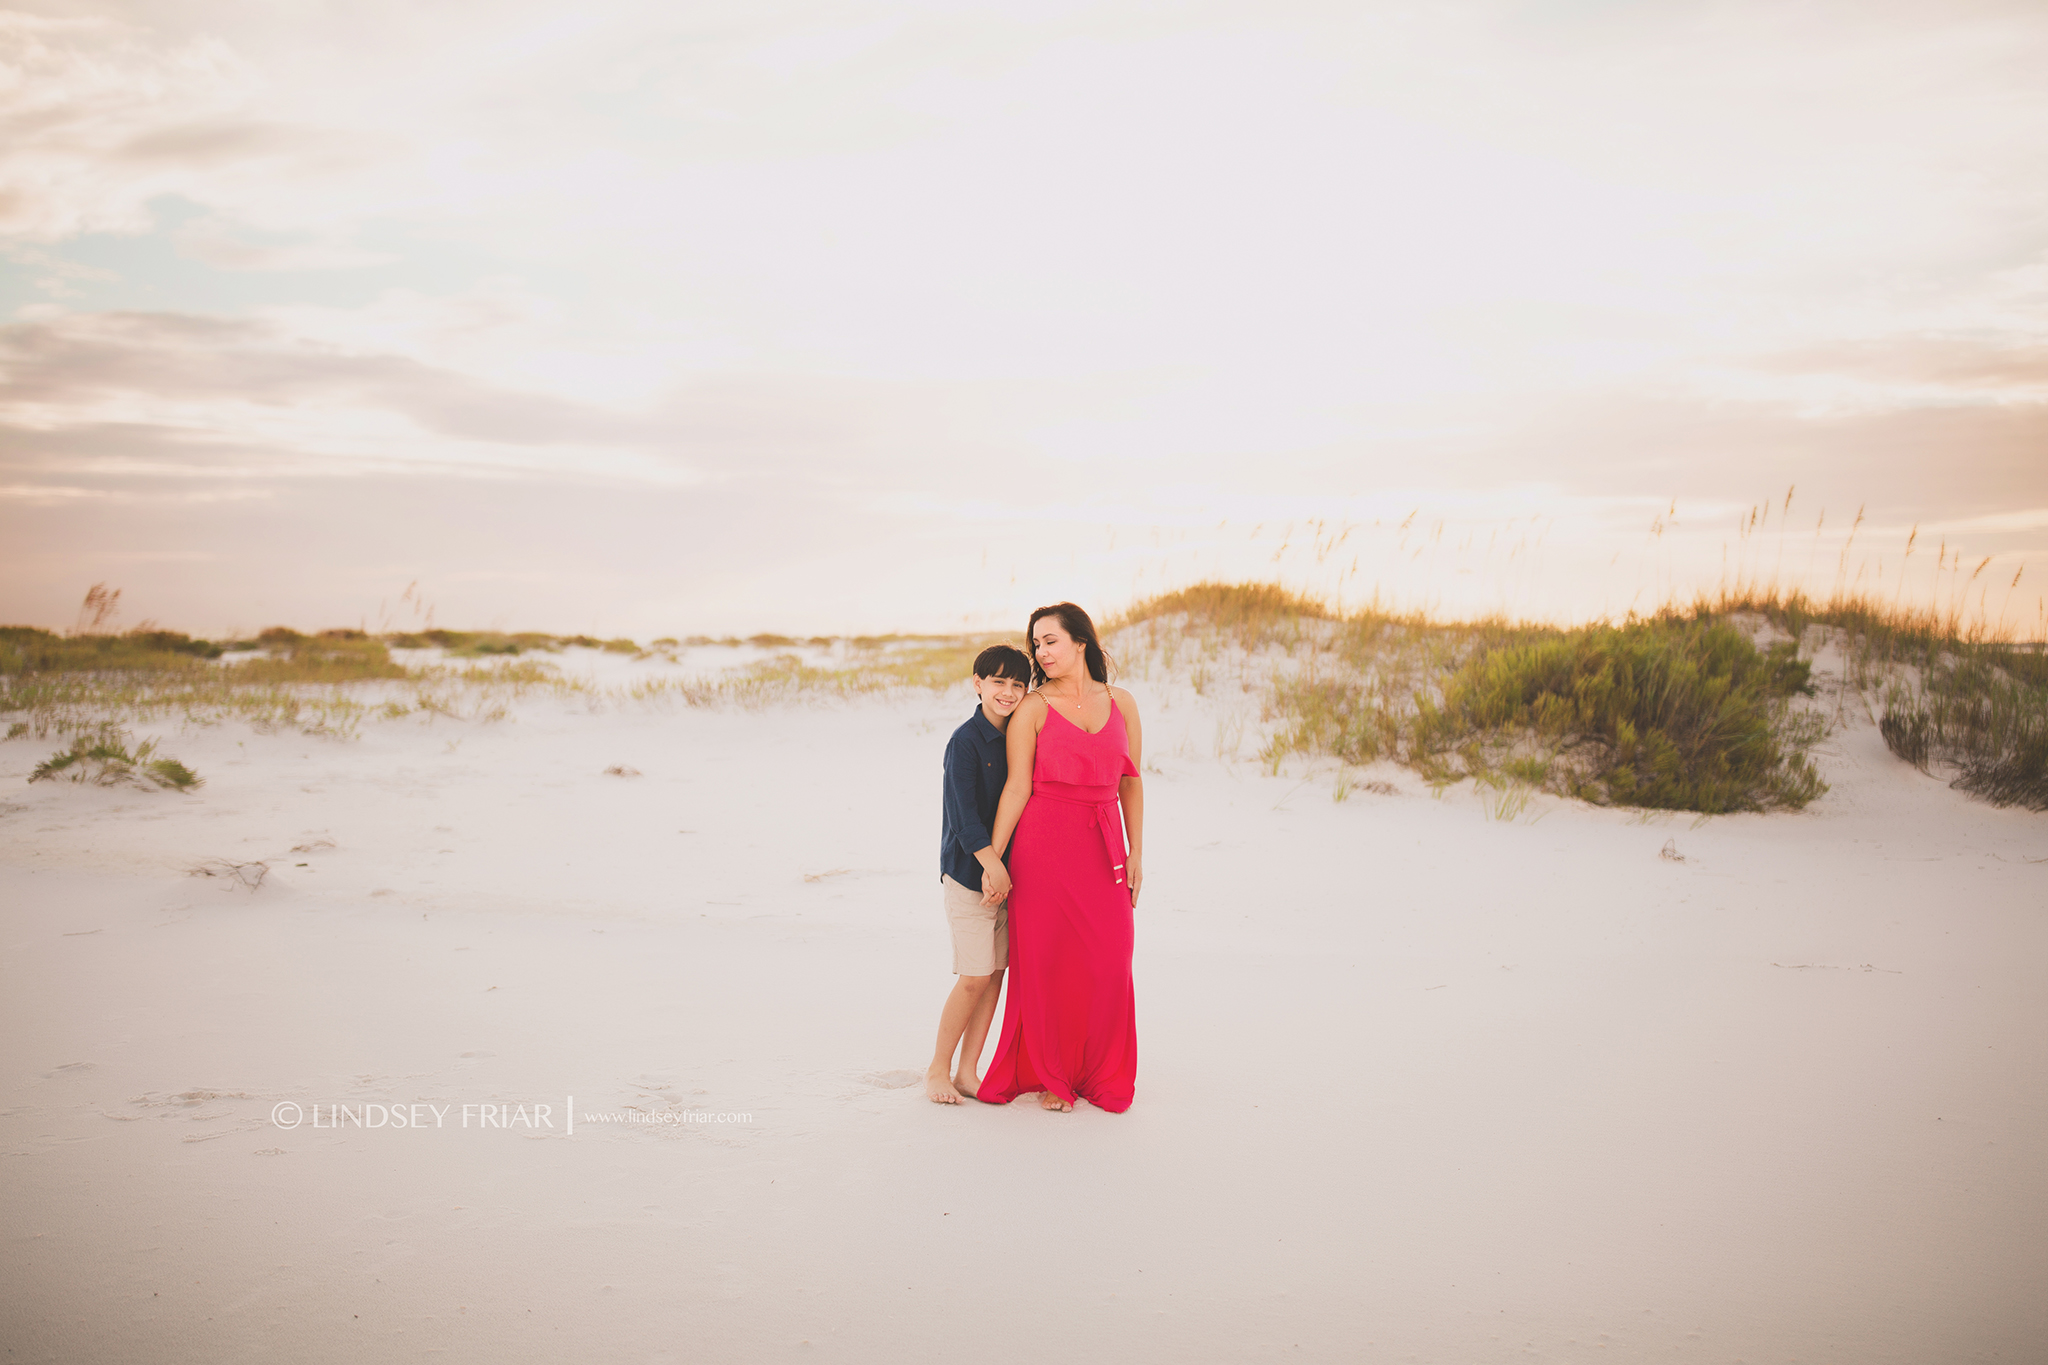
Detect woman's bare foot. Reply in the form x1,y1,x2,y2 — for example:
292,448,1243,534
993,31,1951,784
927,1067,963,1104
1038,1090,1073,1112
952,1069,982,1101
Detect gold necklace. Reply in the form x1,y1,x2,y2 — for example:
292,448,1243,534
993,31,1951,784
1045,680,1090,708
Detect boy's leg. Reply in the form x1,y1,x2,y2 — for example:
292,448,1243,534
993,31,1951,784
927,973,995,1104
952,968,1004,1098
930,874,1001,1104
953,893,1008,1098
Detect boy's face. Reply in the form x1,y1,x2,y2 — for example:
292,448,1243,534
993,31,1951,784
974,671,1027,718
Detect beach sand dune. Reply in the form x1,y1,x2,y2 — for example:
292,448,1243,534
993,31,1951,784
2,683,2043,1362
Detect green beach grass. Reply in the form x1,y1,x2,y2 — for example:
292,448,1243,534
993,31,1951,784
4,578,2042,813
29,727,202,792
1113,579,2043,814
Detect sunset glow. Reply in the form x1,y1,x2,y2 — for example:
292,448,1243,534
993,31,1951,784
4,1,2044,634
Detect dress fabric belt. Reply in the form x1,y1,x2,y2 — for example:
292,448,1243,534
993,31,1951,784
1030,780,1127,885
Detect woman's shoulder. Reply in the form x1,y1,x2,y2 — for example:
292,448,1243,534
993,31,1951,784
1108,683,1140,710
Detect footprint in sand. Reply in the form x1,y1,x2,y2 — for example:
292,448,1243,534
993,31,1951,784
861,1070,922,1089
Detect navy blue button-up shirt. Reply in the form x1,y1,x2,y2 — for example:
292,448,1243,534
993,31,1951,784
940,705,1008,892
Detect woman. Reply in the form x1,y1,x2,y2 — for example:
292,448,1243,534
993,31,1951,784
976,602,1144,1113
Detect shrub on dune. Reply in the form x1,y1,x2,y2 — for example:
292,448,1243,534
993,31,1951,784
230,629,409,683
30,729,202,791
1424,618,1822,812
1877,650,2048,811
1123,582,1831,814
1714,585,2048,812
1,625,224,673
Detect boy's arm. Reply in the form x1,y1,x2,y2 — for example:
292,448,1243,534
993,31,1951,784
941,735,996,878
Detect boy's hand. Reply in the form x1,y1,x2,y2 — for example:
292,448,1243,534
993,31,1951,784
980,863,1012,906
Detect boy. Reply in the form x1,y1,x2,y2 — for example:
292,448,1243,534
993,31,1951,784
927,643,1032,1105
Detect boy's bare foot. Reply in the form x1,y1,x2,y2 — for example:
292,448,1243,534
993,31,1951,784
1038,1090,1073,1112
952,1069,982,1100
927,1068,963,1104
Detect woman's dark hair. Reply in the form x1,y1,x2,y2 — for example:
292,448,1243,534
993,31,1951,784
1026,602,1114,688
972,644,1031,684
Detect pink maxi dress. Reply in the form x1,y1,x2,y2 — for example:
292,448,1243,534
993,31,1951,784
977,700,1140,1112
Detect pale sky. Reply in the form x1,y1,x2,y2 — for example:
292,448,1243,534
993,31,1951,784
3,0,2045,638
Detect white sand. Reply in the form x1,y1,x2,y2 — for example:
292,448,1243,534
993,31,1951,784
3,655,2044,1363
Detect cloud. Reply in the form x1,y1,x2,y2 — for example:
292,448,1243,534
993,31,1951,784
0,241,119,299
0,10,390,238
5,1,2047,633
172,216,396,272
0,11,253,236
1753,336,2048,396
0,479,269,505
0,306,999,495
5,300,2046,522
1502,386,2048,517
1925,508,2048,535
0,309,648,448
116,119,315,165
0,481,108,503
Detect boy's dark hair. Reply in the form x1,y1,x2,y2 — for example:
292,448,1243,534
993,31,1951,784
973,644,1032,684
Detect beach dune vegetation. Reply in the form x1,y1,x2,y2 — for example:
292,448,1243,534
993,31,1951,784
1702,587,2048,812
2,625,224,673
30,728,202,791
1423,618,1822,811
4,572,2040,813
1122,583,1827,813
386,629,562,656
230,629,410,683
1123,578,2042,813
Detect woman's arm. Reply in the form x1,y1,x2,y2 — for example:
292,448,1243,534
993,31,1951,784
981,695,1046,904
1112,686,1144,905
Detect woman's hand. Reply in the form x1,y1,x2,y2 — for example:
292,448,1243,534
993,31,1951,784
1112,687,1144,911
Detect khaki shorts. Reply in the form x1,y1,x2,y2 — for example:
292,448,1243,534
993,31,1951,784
942,874,1009,976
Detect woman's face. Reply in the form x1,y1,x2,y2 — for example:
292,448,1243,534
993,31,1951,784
1032,615,1082,682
